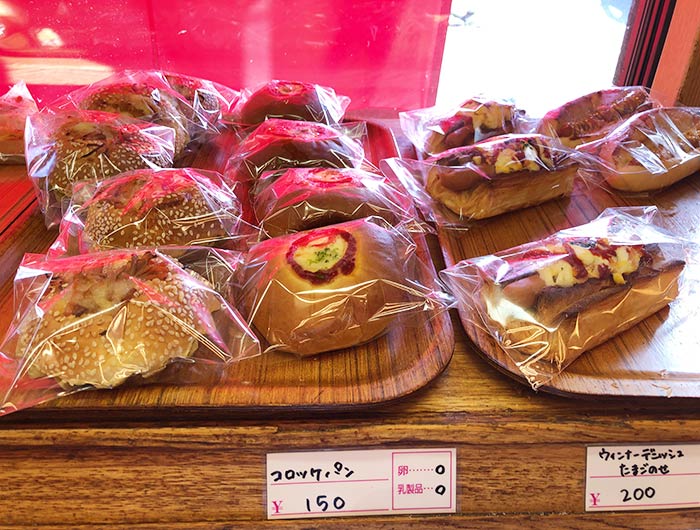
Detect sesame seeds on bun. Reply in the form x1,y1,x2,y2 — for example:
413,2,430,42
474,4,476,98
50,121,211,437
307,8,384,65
43,111,174,205
79,82,191,154
16,250,218,389
82,168,241,250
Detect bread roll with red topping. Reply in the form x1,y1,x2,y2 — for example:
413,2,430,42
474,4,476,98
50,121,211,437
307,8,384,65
253,167,409,237
595,107,700,192
460,235,684,371
81,168,242,251
242,218,410,356
238,80,346,125
536,86,653,147
425,134,578,220
14,250,221,389
228,118,364,180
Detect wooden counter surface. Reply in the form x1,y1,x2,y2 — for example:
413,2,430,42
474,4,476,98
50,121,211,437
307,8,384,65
1,126,699,528
2,305,700,528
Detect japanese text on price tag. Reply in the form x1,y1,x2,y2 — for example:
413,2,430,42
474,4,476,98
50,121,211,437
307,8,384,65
266,448,456,519
585,444,700,511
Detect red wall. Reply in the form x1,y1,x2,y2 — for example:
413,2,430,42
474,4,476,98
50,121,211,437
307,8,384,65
0,0,450,110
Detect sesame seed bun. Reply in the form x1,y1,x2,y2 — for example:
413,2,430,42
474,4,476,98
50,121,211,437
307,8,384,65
16,250,219,389
78,81,191,154
38,110,174,209
164,72,223,124
82,168,241,250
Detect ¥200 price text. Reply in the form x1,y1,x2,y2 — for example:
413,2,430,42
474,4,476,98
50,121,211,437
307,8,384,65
269,461,355,483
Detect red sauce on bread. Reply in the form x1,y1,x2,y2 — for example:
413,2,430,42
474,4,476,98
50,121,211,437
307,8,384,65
286,227,356,284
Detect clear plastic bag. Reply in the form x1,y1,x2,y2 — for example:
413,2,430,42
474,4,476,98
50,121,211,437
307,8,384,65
237,216,450,357
577,106,700,193
399,97,523,156
440,207,689,389
381,134,580,226
25,109,176,228
535,86,656,148
252,167,415,238
162,71,240,128
233,79,350,126
55,69,216,155
49,168,257,256
0,81,38,164
0,248,261,416
224,118,366,182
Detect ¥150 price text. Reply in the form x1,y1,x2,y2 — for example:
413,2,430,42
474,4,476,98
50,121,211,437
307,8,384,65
269,461,355,483
305,494,346,513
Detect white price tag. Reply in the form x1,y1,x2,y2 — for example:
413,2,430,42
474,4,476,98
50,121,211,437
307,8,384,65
585,444,700,511
266,448,456,519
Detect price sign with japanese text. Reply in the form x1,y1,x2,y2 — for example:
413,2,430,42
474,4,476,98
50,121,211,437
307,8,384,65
266,448,456,519
585,444,700,511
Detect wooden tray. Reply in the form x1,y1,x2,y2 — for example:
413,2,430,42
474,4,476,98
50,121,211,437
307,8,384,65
0,122,454,414
438,171,700,398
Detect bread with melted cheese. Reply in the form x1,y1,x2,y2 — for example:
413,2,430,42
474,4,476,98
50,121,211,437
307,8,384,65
426,134,577,220
476,236,684,370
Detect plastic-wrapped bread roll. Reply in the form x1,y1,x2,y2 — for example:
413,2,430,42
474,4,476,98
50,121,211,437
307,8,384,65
237,79,349,125
227,118,365,180
425,134,578,220
14,251,218,389
0,81,38,163
240,217,446,357
400,97,521,156
69,72,193,154
25,110,175,227
440,210,686,387
253,167,411,237
593,107,700,192
536,86,654,147
66,168,243,251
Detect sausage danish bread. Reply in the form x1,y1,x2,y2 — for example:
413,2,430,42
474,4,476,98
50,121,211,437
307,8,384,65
536,86,654,147
440,211,686,387
423,134,579,220
588,107,700,192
